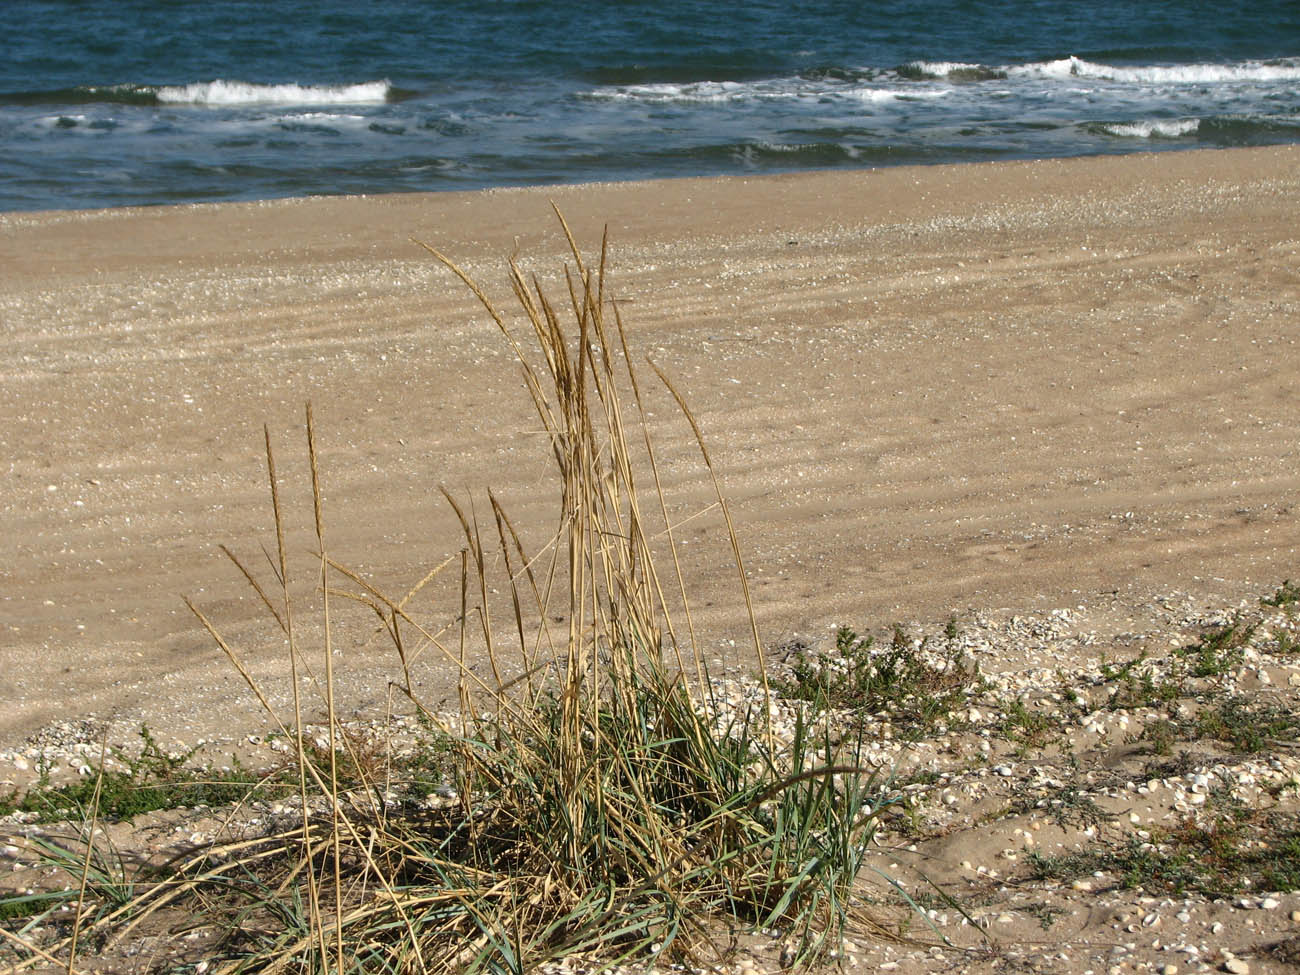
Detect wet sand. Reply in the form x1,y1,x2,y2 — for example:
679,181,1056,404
1,146,1298,748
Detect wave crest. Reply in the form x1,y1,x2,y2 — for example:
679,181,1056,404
1098,118,1201,138
587,76,952,105
900,61,1008,82
1015,56,1300,84
155,80,392,106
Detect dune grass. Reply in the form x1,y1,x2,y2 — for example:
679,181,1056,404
0,211,886,974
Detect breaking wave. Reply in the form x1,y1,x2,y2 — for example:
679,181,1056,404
1013,56,1300,84
0,80,397,108
1097,118,1201,138
155,80,394,106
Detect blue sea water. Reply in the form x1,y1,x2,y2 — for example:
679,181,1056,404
2,0,1298,211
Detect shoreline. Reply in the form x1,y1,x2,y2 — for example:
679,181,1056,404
1,145,1298,750
6,142,1297,235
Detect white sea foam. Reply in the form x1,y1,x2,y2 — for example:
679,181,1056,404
849,87,950,103
156,80,391,106
276,112,368,124
846,88,905,104
602,79,813,103
37,114,89,133
908,61,986,77
1101,118,1200,138
592,75,952,106
1013,56,1300,84
596,81,747,103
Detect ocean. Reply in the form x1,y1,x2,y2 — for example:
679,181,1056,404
2,0,1298,212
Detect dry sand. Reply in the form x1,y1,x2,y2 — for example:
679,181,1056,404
1,145,1298,748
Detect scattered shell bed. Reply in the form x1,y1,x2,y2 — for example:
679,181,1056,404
3,583,1299,974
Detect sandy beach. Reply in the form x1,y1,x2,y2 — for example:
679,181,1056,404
1,146,1298,749
3,146,1300,975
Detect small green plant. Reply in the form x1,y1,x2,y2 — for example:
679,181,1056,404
1030,783,1115,830
402,711,460,796
1262,579,1300,608
777,623,977,733
1262,580,1300,654
1175,619,1257,678
1025,901,1067,931
1191,696,1300,753
0,726,271,824
1263,835,1300,891
1000,698,1055,756
1026,836,1199,895
1135,695,1299,758
1139,717,1179,756
1026,805,1300,898
1098,653,1180,710
1266,935,1300,967
1141,749,1206,781
944,614,959,644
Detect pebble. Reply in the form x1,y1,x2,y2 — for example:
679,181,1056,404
1222,960,1249,975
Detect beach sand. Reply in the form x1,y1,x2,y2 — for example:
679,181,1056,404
3,147,1300,975
1,146,1298,748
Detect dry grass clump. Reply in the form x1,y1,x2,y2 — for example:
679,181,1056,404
2,212,885,974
